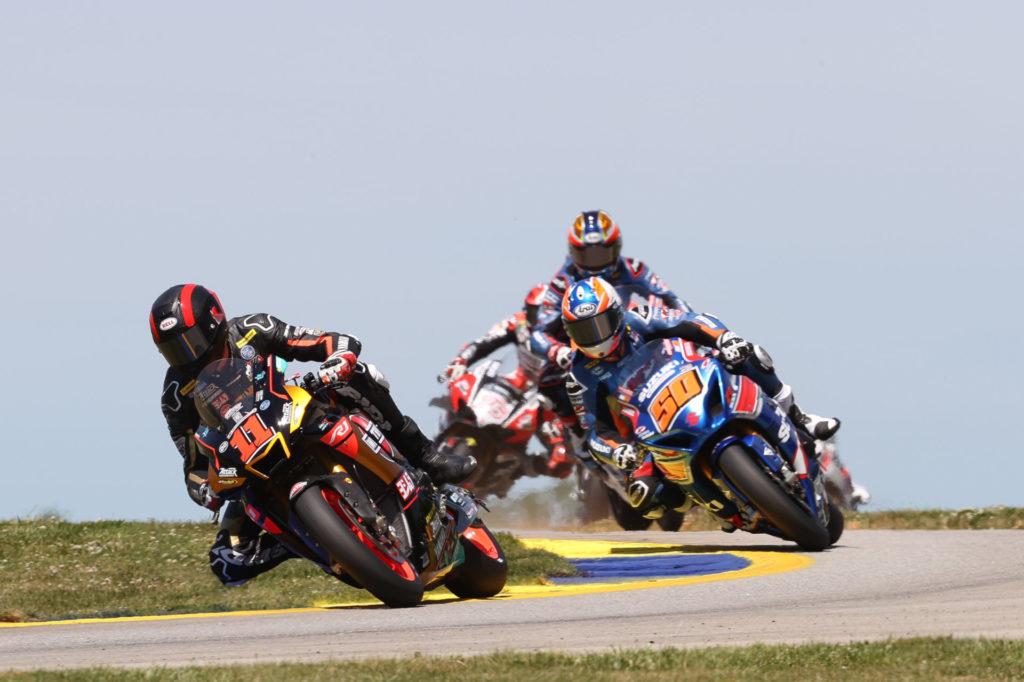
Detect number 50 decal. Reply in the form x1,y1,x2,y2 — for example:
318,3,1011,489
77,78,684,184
649,369,702,431
229,413,275,462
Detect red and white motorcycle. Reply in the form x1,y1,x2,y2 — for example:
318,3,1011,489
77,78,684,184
431,360,573,500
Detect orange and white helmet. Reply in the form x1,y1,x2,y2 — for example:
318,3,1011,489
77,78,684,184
569,210,622,275
561,276,625,359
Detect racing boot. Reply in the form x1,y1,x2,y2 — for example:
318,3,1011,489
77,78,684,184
789,404,841,441
772,384,840,441
208,503,294,586
397,416,477,484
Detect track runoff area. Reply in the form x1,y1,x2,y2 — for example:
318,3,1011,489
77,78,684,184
2,539,810,627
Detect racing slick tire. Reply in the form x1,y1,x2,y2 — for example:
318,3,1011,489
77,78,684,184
718,444,830,551
293,486,424,608
607,488,654,531
827,499,845,546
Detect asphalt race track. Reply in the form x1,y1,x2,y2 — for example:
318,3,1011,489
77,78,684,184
3,529,1024,671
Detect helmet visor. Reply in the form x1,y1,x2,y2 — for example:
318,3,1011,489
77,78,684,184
156,324,221,369
569,242,621,272
564,306,623,352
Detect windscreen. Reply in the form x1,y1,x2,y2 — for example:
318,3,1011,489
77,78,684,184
193,358,256,432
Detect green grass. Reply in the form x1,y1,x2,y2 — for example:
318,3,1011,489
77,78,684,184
1,638,1022,680
0,520,575,623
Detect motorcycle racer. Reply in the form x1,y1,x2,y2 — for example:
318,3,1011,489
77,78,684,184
561,277,840,519
151,283,475,585
440,285,573,477
531,210,692,431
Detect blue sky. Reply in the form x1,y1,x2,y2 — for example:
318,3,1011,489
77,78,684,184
1,3,1021,521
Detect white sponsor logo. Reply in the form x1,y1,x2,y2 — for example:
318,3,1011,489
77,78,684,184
218,467,238,477
395,471,416,501
573,302,596,316
637,361,679,403
159,317,177,331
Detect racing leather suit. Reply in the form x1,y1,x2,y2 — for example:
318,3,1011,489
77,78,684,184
160,313,433,585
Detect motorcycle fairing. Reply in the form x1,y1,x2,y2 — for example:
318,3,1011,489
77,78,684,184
612,338,824,527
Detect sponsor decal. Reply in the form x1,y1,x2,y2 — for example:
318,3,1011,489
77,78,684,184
159,317,177,331
289,481,309,499
583,231,602,244
235,329,258,348
573,302,596,316
775,405,792,442
259,399,271,411
218,467,238,477
180,379,196,396
240,345,256,360
637,361,679,403
395,471,416,501
325,418,353,446
218,441,228,453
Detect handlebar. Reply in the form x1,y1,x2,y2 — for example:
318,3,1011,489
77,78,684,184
301,371,325,393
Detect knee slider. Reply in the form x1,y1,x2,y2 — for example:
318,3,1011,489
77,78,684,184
752,345,774,373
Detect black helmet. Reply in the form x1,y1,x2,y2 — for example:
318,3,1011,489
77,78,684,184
150,284,227,370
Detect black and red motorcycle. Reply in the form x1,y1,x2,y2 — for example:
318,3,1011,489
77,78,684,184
192,356,507,608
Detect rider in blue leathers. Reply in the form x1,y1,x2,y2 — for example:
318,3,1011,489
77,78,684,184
562,276,840,519
531,210,691,432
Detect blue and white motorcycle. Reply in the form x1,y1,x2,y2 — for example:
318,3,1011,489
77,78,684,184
610,337,842,550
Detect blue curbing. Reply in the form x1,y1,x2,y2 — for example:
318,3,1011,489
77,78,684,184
552,553,752,583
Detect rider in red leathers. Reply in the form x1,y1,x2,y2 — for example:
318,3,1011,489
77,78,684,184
151,283,474,585
439,285,574,478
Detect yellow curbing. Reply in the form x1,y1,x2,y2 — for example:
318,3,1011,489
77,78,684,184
1,539,813,628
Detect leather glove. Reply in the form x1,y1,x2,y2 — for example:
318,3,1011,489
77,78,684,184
549,344,573,370
612,443,639,470
318,350,357,386
716,331,753,364
443,358,467,381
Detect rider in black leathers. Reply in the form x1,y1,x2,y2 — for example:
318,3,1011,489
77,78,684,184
151,283,474,585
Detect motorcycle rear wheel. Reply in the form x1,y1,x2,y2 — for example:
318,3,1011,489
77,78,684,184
656,509,685,532
293,486,424,608
445,521,508,599
606,488,653,531
718,444,830,551
827,499,844,545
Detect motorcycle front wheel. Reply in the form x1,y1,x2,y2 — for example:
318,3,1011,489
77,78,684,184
293,486,424,608
718,444,830,551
